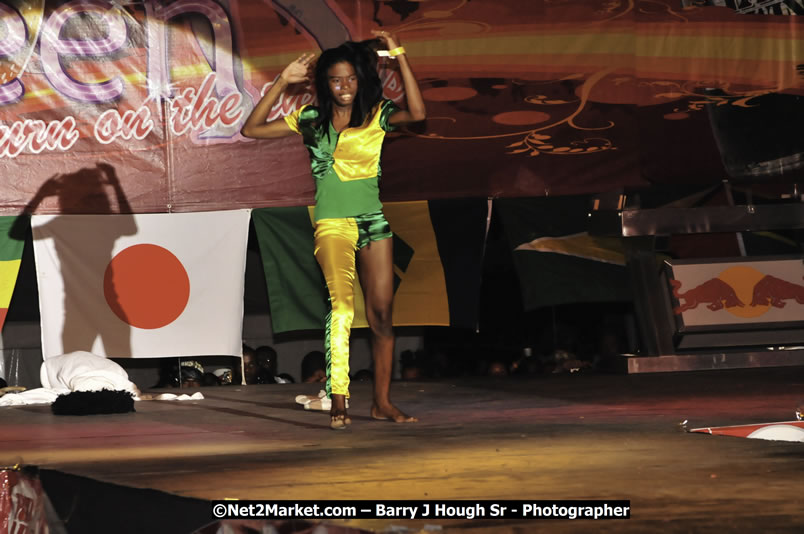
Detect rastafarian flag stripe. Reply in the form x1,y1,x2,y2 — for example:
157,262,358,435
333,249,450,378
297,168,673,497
0,216,26,332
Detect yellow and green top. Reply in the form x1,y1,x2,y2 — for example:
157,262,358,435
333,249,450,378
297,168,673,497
284,99,399,221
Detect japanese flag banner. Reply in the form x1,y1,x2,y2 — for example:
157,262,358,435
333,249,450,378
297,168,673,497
32,210,250,359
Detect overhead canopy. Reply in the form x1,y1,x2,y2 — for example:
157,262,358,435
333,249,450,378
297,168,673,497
0,0,802,215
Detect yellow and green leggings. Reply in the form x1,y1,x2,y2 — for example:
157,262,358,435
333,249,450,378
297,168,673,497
314,210,392,399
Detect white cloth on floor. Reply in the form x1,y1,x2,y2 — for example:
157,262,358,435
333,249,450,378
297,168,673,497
40,351,138,393
0,388,63,406
0,351,141,407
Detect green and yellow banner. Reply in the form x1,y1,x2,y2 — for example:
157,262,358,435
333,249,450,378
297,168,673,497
252,200,487,334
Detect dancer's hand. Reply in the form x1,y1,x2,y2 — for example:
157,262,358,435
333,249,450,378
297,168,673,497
280,53,315,84
96,162,118,185
370,29,400,51
37,176,62,197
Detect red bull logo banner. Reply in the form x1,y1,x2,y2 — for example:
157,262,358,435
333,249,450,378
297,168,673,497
667,258,804,326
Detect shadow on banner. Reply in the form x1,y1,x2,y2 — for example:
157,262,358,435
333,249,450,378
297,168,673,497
19,164,137,357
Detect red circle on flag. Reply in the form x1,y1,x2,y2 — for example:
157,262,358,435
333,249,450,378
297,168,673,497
104,244,190,329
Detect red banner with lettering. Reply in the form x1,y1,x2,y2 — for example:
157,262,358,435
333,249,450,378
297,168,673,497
0,469,49,534
1,1,802,216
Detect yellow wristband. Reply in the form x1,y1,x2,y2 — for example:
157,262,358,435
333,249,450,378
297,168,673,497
388,46,406,57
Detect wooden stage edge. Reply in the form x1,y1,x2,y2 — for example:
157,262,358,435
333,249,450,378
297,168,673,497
3,368,804,533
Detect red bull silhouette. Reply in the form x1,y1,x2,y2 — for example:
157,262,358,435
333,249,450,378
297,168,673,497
670,278,745,314
750,275,804,308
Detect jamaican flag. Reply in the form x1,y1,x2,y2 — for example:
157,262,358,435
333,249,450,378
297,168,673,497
252,199,487,334
497,196,632,310
0,216,26,331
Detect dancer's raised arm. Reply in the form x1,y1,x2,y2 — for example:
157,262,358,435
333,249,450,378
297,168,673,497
241,53,315,139
371,30,426,125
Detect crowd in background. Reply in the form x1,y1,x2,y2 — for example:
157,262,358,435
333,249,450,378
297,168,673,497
154,299,633,390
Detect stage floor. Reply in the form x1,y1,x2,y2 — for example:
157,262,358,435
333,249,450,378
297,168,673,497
3,367,804,533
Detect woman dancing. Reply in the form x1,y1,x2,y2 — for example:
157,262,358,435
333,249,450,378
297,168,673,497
242,30,426,429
